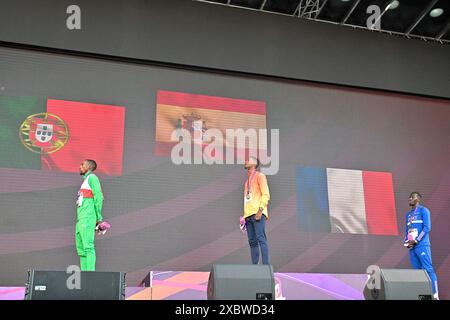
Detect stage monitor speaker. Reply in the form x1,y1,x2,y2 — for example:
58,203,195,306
25,270,126,300
364,268,432,300
207,264,275,300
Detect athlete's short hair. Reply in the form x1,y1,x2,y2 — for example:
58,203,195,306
410,191,422,200
85,159,97,171
248,156,260,169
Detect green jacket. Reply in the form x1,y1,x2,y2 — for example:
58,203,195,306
76,171,103,222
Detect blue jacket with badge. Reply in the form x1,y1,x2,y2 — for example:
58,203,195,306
404,205,431,247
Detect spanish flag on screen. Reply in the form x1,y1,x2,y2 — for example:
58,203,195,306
0,95,125,176
154,90,267,156
296,166,399,236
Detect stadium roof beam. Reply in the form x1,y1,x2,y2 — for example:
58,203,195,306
260,0,267,10
293,0,303,16
341,0,362,25
405,0,440,35
436,19,450,40
316,0,329,18
300,0,321,18
192,0,449,44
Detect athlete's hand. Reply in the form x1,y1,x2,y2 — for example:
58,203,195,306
407,240,417,246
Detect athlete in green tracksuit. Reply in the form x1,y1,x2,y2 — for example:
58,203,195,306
76,159,103,271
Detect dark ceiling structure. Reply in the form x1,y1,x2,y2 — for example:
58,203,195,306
193,0,450,44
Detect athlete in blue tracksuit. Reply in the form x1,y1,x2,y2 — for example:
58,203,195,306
404,192,438,299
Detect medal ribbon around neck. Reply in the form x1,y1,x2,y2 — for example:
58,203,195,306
246,171,257,197
409,206,419,226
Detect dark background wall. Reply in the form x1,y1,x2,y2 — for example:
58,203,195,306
1,46,449,292
0,0,449,99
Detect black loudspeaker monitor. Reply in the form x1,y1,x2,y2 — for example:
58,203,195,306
207,264,275,300
25,270,126,300
364,268,432,300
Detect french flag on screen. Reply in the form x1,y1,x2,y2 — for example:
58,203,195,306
296,167,398,235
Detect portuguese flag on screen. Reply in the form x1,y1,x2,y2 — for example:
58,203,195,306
0,95,45,169
0,95,125,176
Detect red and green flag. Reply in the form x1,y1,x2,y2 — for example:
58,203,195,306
0,95,125,176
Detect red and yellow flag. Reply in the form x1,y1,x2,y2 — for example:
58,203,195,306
155,90,267,157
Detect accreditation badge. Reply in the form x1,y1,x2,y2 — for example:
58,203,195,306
408,228,418,241
244,191,252,205
76,191,83,207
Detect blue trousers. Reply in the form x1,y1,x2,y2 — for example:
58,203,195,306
245,215,269,265
409,245,438,295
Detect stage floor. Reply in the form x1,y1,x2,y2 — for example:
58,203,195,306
0,272,368,300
